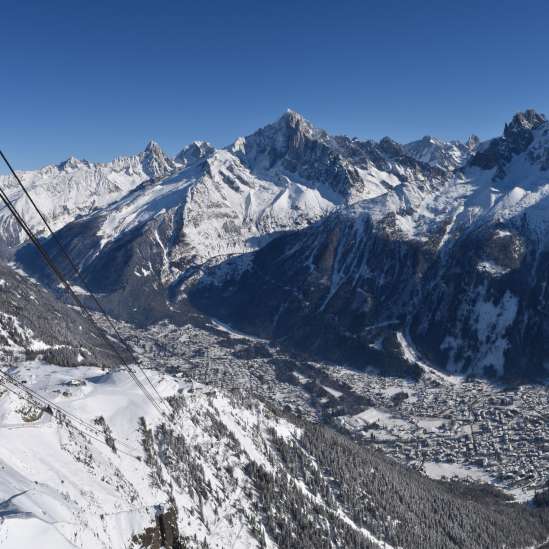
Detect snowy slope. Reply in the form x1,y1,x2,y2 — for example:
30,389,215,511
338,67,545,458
0,362,294,548
404,134,478,170
0,141,175,252
190,110,549,380
2,360,548,549
94,148,336,267
0,362,394,549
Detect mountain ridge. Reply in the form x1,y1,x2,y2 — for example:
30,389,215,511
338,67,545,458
11,109,549,380
189,109,549,380
2,110,549,547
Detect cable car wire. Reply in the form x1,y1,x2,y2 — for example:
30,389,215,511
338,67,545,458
0,149,168,411
0,369,141,459
0,174,166,415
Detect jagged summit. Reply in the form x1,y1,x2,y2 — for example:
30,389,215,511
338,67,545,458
465,134,480,150
471,109,549,172
378,136,404,157
227,110,319,167
501,109,547,153
140,139,176,179
175,140,214,167
271,108,319,138
403,134,473,170
504,109,546,135
229,109,328,174
57,156,91,171
279,108,306,125
419,135,442,144
144,139,162,154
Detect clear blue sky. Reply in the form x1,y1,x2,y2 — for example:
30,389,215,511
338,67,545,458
1,0,549,171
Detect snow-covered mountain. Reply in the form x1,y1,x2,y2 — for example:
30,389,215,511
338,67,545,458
16,111,447,325
190,110,549,380
3,111,446,260
12,109,549,379
0,141,175,254
404,134,479,170
3,103,549,547
1,360,548,549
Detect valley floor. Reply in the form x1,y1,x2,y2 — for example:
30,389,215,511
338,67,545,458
1,320,549,548
116,315,549,501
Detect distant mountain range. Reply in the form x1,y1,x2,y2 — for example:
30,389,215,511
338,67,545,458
8,109,549,380
0,141,175,255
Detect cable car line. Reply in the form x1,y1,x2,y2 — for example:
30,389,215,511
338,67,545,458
0,369,141,458
0,149,167,411
0,173,166,415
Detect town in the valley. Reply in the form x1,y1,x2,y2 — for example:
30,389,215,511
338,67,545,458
113,317,549,500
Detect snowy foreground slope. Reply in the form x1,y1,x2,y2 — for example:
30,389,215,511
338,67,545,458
0,364,277,549
1,362,549,549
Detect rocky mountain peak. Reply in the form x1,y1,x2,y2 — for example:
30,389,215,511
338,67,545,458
144,139,162,154
271,109,323,140
505,109,546,135
279,108,307,127
378,136,404,158
175,140,214,167
140,140,176,179
57,156,91,171
420,135,441,145
503,109,547,153
230,110,325,173
465,134,480,151
403,135,473,171
470,110,547,172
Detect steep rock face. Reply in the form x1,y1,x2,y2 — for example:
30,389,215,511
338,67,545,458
233,110,449,202
189,205,427,377
174,140,214,167
404,135,477,170
190,111,549,380
17,112,443,325
470,109,547,176
141,140,177,178
231,110,357,198
409,224,547,380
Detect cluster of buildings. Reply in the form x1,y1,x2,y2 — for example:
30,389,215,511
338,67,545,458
113,318,548,497
330,368,549,495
